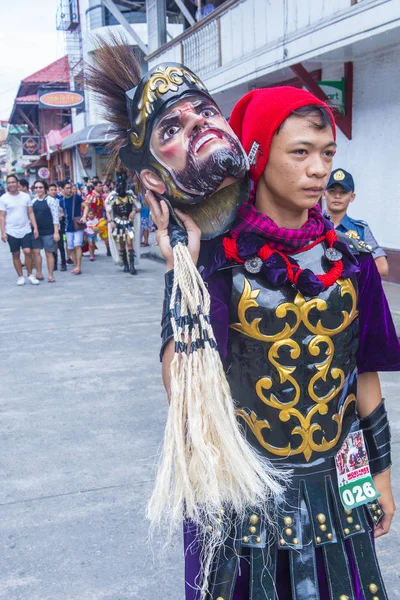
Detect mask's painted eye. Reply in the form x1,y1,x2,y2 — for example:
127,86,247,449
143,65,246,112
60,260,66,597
163,125,180,141
201,107,217,119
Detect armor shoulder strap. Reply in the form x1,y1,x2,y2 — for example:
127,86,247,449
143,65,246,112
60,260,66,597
336,230,373,255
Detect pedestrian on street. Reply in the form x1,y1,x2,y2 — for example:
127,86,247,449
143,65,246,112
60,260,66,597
18,178,33,199
138,177,152,247
85,208,99,261
0,174,40,286
325,168,389,276
62,180,88,275
85,180,111,256
48,182,67,271
31,179,60,283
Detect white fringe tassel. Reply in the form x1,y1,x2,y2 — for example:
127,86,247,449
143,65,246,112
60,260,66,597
147,242,289,590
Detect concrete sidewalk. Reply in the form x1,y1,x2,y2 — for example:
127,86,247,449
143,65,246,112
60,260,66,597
0,242,183,600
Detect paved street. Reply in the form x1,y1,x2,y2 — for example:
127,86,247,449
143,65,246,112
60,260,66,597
1,240,400,599
0,242,183,600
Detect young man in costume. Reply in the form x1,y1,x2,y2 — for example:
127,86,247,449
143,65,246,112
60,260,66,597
151,88,400,598
106,170,141,274
87,39,400,600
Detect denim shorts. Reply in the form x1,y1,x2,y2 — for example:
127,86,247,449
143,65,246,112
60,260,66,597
86,233,98,242
66,230,84,249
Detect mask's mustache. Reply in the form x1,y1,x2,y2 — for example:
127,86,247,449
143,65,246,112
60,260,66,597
189,125,224,155
170,132,248,200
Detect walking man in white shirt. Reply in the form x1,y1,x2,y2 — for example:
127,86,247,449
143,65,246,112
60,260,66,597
0,174,40,285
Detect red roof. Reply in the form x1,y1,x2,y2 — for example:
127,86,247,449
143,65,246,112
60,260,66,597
15,94,38,103
22,56,69,84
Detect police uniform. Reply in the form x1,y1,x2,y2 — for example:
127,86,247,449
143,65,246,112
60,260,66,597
336,214,387,260
325,169,387,261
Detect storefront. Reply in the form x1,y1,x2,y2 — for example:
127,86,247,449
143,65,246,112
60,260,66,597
61,123,116,183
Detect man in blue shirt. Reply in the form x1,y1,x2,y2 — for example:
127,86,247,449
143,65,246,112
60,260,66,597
61,180,88,275
325,168,389,276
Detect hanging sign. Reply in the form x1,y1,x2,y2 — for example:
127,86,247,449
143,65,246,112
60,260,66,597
38,167,50,179
21,136,41,160
38,89,85,110
317,79,345,115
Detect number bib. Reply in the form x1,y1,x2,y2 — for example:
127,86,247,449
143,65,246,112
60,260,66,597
335,430,380,510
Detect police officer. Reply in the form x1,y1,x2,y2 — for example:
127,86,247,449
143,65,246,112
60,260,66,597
325,168,389,276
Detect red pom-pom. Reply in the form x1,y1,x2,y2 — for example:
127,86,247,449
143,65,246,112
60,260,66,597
258,245,274,262
223,237,244,263
325,229,338,246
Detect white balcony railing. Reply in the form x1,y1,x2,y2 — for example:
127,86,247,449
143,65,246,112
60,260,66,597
182,18,220,77
147,0,392,83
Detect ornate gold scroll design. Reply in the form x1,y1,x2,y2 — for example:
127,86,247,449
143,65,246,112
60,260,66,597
130,65,206,149
294,278,358,336
230,278,302,342
233,277,358,461
307,336,345,408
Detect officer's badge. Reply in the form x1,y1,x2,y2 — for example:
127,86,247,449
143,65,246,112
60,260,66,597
333,170,345,181
344,231,374,253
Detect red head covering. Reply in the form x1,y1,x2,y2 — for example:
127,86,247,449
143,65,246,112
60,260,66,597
229,86,336,189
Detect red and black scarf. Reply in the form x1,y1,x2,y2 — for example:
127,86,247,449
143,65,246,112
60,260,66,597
229,193,326,252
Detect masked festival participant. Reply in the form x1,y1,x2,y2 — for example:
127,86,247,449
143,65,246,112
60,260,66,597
106,170,141,274
88,38,400,600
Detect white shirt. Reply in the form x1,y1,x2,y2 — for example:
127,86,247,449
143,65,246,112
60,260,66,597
0,191,32,238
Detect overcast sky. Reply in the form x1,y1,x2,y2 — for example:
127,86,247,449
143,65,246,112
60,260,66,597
0,0,65,120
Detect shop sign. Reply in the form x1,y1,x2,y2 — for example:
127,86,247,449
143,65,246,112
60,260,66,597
79,143,89,155
38,89,85,110
82,156,92,170
21,136,41,160
317,79,345,115
38,167,50,179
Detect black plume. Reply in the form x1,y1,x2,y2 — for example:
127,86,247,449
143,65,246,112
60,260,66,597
85,32,141,168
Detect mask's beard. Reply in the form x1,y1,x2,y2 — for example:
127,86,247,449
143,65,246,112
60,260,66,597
155,129,248,203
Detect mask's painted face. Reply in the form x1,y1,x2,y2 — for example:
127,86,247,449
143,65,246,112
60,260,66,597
119,63,250,238
116,176,127,197
145,94,248,205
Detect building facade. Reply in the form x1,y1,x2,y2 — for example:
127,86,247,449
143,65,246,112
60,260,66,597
6,56,72,183
59,0,183,183
145,0,400,277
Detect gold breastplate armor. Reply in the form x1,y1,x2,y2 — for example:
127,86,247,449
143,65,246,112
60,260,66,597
227,244,359,465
